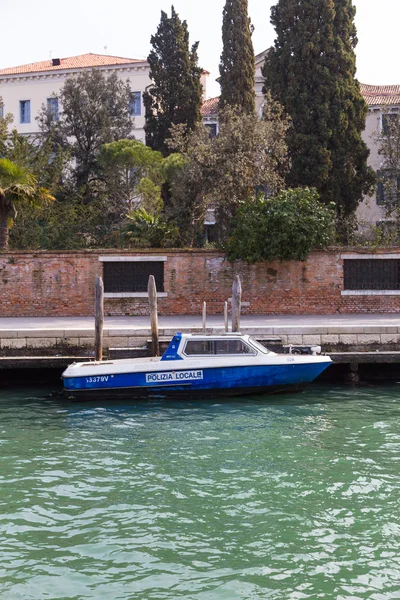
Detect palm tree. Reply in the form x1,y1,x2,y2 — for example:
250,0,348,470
0,158,54,250
124,208,177,248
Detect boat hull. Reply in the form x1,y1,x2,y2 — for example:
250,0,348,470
63,382,308,401
62,362,330,401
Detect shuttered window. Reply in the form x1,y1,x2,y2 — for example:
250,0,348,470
20,100,31,123
129,92,141,116
376,169,400,206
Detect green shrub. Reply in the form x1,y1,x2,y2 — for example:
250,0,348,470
227,188,335,263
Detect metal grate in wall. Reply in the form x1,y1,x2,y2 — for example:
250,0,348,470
343,259,400,290
103,261,164,293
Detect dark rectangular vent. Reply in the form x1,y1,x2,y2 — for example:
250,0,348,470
52,58,61,66
103,261,164,293
344,259,400,290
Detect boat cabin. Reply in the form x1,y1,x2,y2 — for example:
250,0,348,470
161,333,270,361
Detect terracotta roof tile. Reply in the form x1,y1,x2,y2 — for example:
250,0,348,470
201,96,219,117
0,53,144,76
201,87,400,115
360,84,400,106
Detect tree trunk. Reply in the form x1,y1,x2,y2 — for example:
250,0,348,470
0,205,10,250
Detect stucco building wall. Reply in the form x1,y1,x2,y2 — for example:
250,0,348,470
357,109,386,227
0,63,150,141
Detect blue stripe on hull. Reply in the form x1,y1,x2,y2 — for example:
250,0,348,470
63,363,330,398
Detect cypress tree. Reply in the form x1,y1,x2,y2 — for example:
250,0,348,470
144,6,203,156
263,0,375,224
219,0,256,115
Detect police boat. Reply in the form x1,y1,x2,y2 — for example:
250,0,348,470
62,332,332,400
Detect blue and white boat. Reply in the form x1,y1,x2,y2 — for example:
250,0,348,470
62,332,332,400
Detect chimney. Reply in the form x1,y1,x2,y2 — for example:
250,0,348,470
201,70,209,101
52,58,61,66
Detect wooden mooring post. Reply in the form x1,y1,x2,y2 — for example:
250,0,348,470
232,275,242,333
94,276,104,361
224,301,228,332
202,302,207,333
148,275,160,357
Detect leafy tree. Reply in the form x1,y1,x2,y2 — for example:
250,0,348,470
0,158,54,249
5,129,71,194
227,188,335,262
219,0,255,115
38,70,133,192
98,139,165,213
167,101,290,244
0,97,13,158
143,6,203,156
263,0,375,229
9,189,130,251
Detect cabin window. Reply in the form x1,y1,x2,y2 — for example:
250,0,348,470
215,340,254,354
184,339,255,356
184,340,214,355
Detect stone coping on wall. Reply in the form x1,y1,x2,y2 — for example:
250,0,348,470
2,333,400,356
2,246,400,257
2,324,400,338
0,248,226,257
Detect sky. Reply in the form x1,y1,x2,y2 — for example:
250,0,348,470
1,0,399,98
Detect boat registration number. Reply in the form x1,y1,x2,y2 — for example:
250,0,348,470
146,370,203,383
85,376,109,383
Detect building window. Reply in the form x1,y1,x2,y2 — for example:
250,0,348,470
343,259,400,291
47,97,59,120
382,113,399,136
0,103,4,119
103,260,164,293
129,92,141,116
20,100,31,124
205,123,217,137
376,169,400,205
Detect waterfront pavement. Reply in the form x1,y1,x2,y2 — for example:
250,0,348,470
1,314,400,334
2,315,400,365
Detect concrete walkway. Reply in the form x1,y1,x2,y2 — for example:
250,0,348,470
1,314,400,334
1,315,400,363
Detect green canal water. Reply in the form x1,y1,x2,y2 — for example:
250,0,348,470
0,385,399,600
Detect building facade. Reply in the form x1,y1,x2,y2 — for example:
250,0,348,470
200,50,268,134
0,54,152,141
0,53,209,143
201,69,400,231
357,84,400,230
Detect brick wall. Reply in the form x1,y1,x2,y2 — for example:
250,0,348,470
0,249,400,317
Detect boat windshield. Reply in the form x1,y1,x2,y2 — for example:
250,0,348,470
184,339,256,356
248,337,270,354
